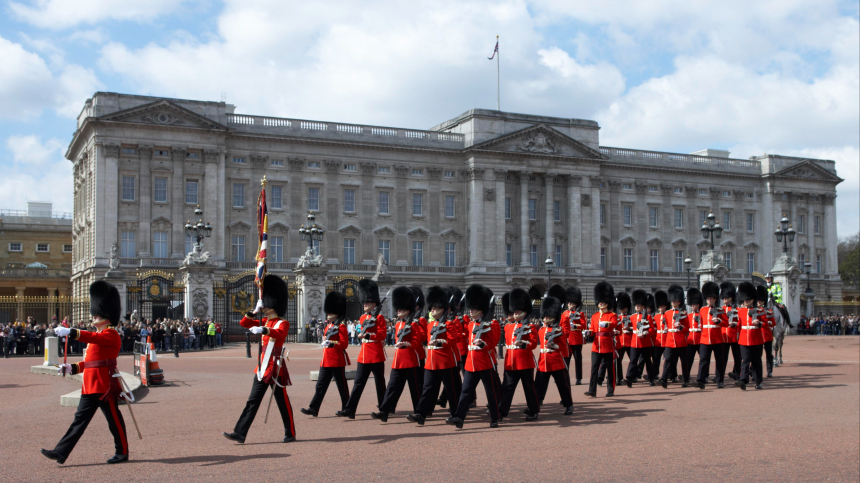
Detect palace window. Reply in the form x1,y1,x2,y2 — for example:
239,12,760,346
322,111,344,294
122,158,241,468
553,200,561,222
649,186,658,192
121,176,135,201
623,248,633,271
271,236,283,263
185,233,193,255
445,242,456,267
344,189,355,213
343,239,355,264
814,215,821,235
154,177,168,203
528,199,537,220
153,232,168,258
36,243,49,253
622,183,632,190
554,245,563,267
308,187,319,211
675,250,684,272
529,245,538,267
650,249,659,271
308,161,320,169
122,147,136,155
378,192,389,215
600,247,606,269
63,244,73,253
233,183,245,208
600,204,606,225
797,214,805,233
506,244,512,267
412,168,423,176
746,213,755,232
675,209,684,229
271,186,283,209
623,206,632,226
504,197,511,220
271,159,284,167
344,164,356,172
232,235,245,262
378,240,390,264
232,157,246,164
444,171,455,178
445,195,455,218
816,254,822,273
747,253,755,274
649,207,658,228
121,231,135,258
412,241,424,266
185,180,198,204
412,193,423,216
8,243,22,252
724,252,732,270
378,166,390,174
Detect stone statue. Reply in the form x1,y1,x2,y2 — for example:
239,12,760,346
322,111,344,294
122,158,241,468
374,252,388,278
108,242,120,270
297,246,323,268
182,241,210,266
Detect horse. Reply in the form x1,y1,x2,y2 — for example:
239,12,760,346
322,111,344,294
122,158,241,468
772,304,792,366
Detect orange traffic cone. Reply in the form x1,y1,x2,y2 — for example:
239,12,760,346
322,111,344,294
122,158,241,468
147,337,165,385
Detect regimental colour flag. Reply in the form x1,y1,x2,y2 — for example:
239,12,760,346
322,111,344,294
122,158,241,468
255,183,268,290
488,38,499,60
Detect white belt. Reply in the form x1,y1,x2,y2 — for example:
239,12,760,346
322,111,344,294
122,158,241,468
540,348,556,353
505,344,523,350
570,328,582,331
468,345,483,351
427,346,442,350
741,326,760,330
689,329,702,332
657,330,666,334
667,329,681,333
703,325,720,329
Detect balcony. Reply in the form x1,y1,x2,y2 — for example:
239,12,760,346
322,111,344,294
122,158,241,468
0,268,71,279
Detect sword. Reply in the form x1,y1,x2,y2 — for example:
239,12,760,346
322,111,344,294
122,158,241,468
264,347,287,424
116,371,142,440
62,334,68,378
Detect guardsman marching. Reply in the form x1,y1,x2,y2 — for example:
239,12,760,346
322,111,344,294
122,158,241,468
736,282,765,390
615,291,633,387
498,289,540,420
224,274,296,443
720,282,741,381
535,296,574,415
301,291,350,417
338,279,387,419
585,282,619,398
625,289,656,387
757,285,776,378
652,290,669,381
563,286,587,385
683,287,704,386
371,287,426,422
659,285,689,388
547,285,571,379
696,282,728,389
444,285,500,429
411,286,429,391
43,281,130,465
436,286,466,410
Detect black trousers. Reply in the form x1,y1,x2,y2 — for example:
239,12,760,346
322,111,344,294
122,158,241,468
764,340,774,374
234,375,296,438
416,367,460,417
309,366,349,412
498,368,540,417
455,369,500,422
535,369,572,408
344,362,386,412
682,344,699,383
697,343,727,384
54,394,128,459
589,352,615,394
565,343,583,380
739,344,763,385
627,347,655,381
729,342,742,375
379,367,421,414
615,347,630,382
661,347,690,383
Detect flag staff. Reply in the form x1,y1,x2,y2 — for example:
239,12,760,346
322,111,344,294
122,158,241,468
496,35,500,111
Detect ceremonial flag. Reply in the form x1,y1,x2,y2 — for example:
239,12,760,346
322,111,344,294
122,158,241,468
255,179,268,291
488,39,499,60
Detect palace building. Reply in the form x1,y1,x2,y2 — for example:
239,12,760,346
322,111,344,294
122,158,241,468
65,92,844,330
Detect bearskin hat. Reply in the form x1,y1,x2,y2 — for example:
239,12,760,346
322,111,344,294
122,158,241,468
631,289,648,308
509,288,532,316
616,292,632,312
411,286,425,310
540,296,563,322
426,285,448,310
90,280,121,325
646,293,656,313
687,288,704,307
261,274,288,317
566,286,582,309
719,281,737,304
501,292,512,316
547,284,567,306
358,279,381,305
667,284,685,305
594,281,614,306
527,286,543,299
447,286,464,311
756,285,769,304
464,284,492,314
737,281,757,304
324,291,346,318
701,281,720,300
655,290,669,309
392,286,416,313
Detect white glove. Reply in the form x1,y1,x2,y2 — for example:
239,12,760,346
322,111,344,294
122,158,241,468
322,340,332,348
252,298,264,314
249,326,265,335
599,322,609,328
55,327,71,338
57,363,72,376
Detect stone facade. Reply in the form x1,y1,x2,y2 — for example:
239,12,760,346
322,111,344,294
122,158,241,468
66,92,844,308
0,209,73,298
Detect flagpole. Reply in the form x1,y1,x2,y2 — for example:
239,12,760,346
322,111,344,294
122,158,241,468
496,35,500,111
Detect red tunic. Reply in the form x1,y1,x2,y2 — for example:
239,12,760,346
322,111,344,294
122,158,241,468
564,310,587,345
320,322,349,368
686,311,702,345
661,309,689,348
654,312,666,347
356,313,387,364
425,318,458,370
70,327,121,395
722,305,740,343
391,320,423,369
453,316,468,360
537,325,566,372
617,313,634,347
699,306,728,345
649,313,660,347
240,315,289,383
738,307,766,346
761,308,775,343
629,312,654,349
463,316,499,372
503,322,537,371
557,312,571,357
589,312,619,354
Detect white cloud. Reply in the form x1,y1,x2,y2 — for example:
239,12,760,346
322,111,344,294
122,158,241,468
9,0,187,29
0,135,73,212
7,134,64,165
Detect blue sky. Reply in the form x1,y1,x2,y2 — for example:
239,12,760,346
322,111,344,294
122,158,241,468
0,0,857,237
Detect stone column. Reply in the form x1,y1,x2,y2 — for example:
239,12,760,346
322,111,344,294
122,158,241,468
467,167,484,267
100,144,120,265
203,149,221,261
771,253,802,327
138,146,153,258
590,176,601,271
295,266,328,343
761,187,775,270
545,173,555,261
494,169,507,266
824,195,838,274
804,290,815,317
171,147,187,258
180,264,216,320
567,176,582,267
520,173,529,266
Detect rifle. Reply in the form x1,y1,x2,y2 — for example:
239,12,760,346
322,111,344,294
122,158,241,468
320,316,344,348
360,289,391,340
634,310,650,337
469,296,496,349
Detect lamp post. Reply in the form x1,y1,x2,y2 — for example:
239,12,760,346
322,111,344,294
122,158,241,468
298,213,325,257
700,211,723,250
183,205,212,252
544,257,554,295
684,256,693,289
774,214,796,254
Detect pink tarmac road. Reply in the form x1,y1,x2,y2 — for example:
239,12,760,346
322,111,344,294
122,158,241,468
3,336,858,482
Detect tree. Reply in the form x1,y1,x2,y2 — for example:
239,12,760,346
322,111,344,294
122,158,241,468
837,233,860,285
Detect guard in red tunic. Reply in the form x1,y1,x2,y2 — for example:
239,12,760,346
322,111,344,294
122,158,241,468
757,285,776,378
444,285,500,429
614,291,633,386
498,289,540,420
436,286,465,410
338,279,387,418
624,289,655,387
371,286,426,422
651,291,668,380
535,296,574,415
224,275,296,443
563,286,587,385
301,291,350,417
735,282,765,390
411,286,429,396
720,282,741,380
585,281,619,397
696,281,728,389
43,281,129,465
547,284,570,372
682,287,704,386
659,284,689,388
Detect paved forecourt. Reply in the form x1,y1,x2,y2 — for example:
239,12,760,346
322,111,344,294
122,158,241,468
3,336,858,482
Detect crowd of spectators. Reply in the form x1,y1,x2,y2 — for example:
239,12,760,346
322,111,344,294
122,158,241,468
797,314,858,336
305,317,400,346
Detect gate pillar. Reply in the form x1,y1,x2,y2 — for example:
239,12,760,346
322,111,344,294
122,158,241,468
180,264,216,320
294,266,328,343
695,250,728,287
771,253,802,334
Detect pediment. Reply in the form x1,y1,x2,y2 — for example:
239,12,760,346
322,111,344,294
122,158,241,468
619,235,637,245
269,222,290,233
696,240,711,248
468,124,605,160
227,220,252,230
743,241,759,250
98,100,229,130
408,228,430,238
671,238,688,248
773,159,843,183
600,236,611,245
719,240,736,249
440,229,463,240
339,224,362,237
373,226,396,238
646,237,662,247
151,216,172,225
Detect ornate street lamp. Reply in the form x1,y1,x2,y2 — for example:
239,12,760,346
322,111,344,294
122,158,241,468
774,214,796,254
184,204,212,252
700,210,723,250
804,262,813,293
684,255,693,289
544,257,554,296
298,212,325,256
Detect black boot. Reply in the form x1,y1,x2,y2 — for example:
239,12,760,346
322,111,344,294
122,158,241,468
40,449,66,464
371,411,389,422
107,454,128,464
222,432,245,443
